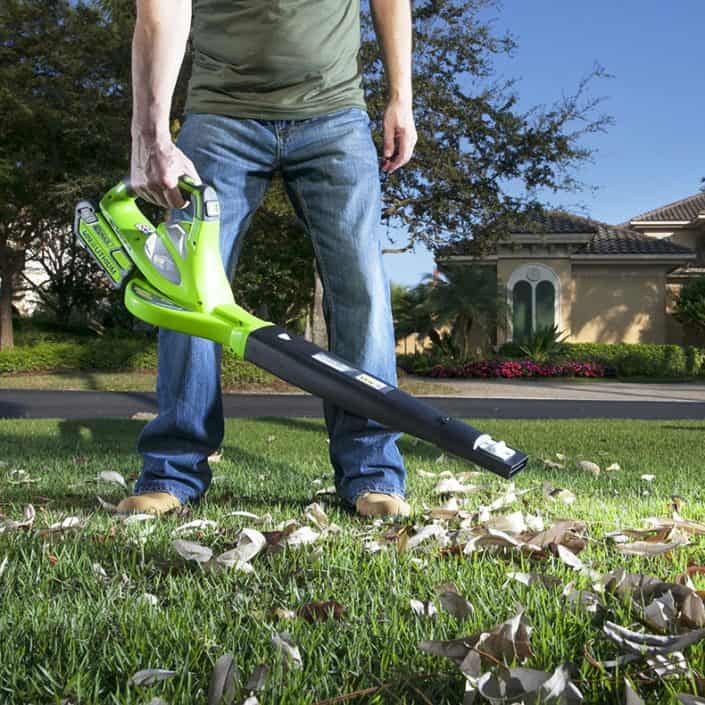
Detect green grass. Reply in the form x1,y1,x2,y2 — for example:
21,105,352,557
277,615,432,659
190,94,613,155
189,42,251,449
1,417,705,704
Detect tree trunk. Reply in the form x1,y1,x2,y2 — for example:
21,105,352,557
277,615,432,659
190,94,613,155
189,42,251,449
311,262,328,349
0,275,14,350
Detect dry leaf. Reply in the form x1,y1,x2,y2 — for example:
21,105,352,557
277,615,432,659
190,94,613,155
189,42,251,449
504,572,561,590
603,621,705,656
624,679,645,705
0,504,35,533
297,600,346,622
578,460,600,477
438,591,474,619
96,496,118,513
304,502,329,528
643,591,677,632
485,512,527,534
244,664,269,691
478,664,582,705
128,669,177,686
271,631,302,669
641,474,656,482
284,526,320,547
410,599,437,619
97,470,127,488
172,520,218,536
208,653,239,705
434,478,479,495
172,539,213,563
208,450,224,464
606,463,621,472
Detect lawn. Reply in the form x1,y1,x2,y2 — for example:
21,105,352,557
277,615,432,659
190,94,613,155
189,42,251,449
0,371,460,396
1,417,704,704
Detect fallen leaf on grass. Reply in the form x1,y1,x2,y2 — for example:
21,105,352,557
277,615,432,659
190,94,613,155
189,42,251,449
0,556,8,580
677,696,705,704
208,653,239,705
606,463,621,472
244,664,269,691
641,474,656,482
284,526,320,547
128,669,177,686
304,502,330,528
624,679,644,705
646,517,705,537
208,450,224,464
643,591,677,632
641,651,689,680
271,631,302,669
172,539,213,563
96,496,118,513
137,593,159,607
220,528,267,564
434,478,480,495
297,600,346,622
477,664,582,705
420,607,533,668
0,504,35,533
434,583,474,619
603,621,705,656
504,572,561,590
172,520,218,536
531,519,587,554
37,516,85,537
542,459,565,469
543,482,576,505
410,599,437,619
578,460,600,477
615,538,688,556
404,523,449,552
97,470,127,488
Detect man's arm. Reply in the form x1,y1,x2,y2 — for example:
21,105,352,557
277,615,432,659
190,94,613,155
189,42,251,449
131,0,200,208
369,0,417,174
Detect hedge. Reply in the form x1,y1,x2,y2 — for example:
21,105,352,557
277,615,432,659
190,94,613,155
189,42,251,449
497,342,704,378
0,338,275,386
430,359,607,379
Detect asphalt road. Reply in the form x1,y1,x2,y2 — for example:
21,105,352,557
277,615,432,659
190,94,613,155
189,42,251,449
1,390,704,420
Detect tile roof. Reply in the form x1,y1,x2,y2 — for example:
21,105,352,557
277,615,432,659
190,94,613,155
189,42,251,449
508,211,599,234
629,192,705,223
435,212,696,259
578,225,695,256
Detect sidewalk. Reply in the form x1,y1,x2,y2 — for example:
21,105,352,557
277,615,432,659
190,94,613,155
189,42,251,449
415,377,705,402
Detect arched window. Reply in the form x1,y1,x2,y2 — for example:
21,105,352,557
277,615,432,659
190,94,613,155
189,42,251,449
507,264,560,342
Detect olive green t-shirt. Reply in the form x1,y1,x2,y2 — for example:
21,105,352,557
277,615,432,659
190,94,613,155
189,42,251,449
185,0,367,120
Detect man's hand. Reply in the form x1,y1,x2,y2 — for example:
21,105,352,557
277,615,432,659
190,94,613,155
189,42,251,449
381,98,417,174
130,133,201,210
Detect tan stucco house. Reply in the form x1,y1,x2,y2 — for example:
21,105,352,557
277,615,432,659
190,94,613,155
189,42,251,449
434,191,705,352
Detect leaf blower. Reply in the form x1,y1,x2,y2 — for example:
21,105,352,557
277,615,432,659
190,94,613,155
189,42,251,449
73,176,528,479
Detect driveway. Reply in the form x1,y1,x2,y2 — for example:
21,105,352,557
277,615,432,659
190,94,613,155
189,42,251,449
1,388,704,420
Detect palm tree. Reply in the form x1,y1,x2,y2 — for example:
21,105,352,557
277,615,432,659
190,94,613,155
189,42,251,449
391,281,438,349
421,263,509,359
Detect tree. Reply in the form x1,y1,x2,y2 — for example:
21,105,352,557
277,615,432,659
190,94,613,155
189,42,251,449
421,262,509,358
231,173,315,331
359,0,613,255
673,276,705,336
0,0,135,347
391,281,438,349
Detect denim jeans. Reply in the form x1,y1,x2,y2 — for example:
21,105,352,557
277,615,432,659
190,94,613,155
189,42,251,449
134,106,407,508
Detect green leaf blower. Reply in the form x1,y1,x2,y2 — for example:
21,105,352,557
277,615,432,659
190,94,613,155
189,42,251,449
74,176,529,479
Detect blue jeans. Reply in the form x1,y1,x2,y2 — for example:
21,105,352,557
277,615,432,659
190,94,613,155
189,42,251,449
134,106,406,508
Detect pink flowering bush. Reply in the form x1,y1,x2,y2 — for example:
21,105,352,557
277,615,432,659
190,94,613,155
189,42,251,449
428,359,606,379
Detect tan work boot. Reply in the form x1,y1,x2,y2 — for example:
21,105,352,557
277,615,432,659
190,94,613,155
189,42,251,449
355,492,411,518
116,491,182,516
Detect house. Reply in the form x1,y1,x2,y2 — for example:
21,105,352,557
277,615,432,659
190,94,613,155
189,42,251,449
434,191,705,352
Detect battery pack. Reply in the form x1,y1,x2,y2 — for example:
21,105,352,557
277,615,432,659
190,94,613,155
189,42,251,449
74,200,134,288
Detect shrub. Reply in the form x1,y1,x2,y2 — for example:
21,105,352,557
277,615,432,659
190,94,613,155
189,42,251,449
427,359,606,379
0,337,276,385
498,341,700,378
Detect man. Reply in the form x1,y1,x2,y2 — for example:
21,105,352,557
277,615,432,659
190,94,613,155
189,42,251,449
117,0,417,518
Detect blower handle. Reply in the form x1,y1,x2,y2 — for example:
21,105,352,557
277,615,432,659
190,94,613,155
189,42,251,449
118,174,221,224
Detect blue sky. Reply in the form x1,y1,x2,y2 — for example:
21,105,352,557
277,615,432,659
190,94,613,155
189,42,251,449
383,0,704,286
